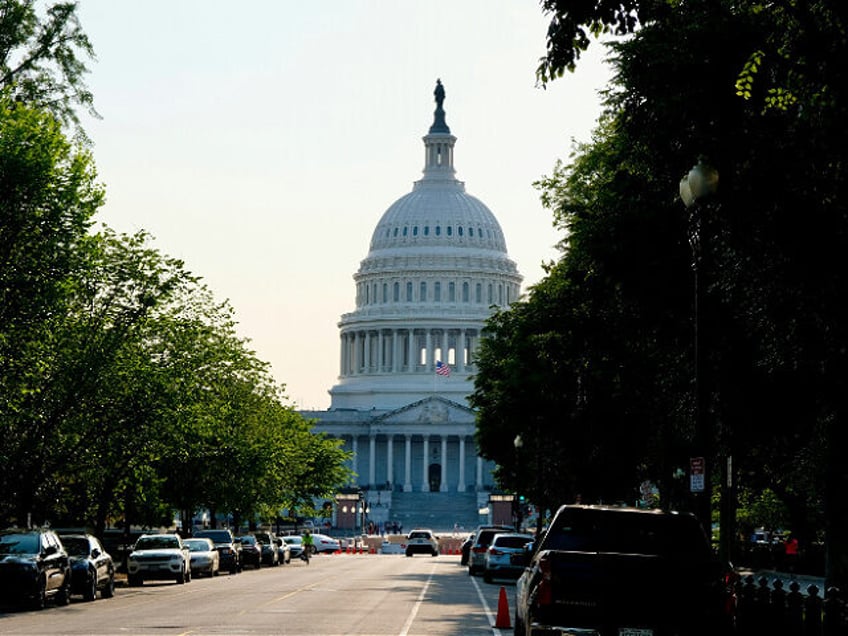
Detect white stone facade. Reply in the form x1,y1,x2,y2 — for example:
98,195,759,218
302,82,522,525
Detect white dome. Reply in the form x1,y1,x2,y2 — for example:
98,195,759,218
329,81,522,411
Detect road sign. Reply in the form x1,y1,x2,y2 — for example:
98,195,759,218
690,456,705,493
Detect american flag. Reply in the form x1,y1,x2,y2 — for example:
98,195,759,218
435,361,451,376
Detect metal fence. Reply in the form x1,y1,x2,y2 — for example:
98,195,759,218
734,575,848,635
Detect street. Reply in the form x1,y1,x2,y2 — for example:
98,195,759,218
0,553,517,635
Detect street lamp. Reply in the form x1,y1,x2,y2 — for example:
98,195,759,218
679,157,719,540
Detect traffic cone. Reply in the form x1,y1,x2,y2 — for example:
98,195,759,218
495,586,511,629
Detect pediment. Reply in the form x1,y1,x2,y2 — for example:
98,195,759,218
374,396,475,425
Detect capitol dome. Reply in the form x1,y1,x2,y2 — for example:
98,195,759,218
329,80,522,411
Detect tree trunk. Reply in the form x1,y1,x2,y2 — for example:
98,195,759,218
824,409,848,595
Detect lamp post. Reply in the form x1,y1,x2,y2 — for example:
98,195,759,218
679,157,719,540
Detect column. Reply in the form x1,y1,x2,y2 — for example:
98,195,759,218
386,434,394,488
440,436,448,492
351,436,359,486
425,330,433,370
457,329,466,373
369,435,376,488
407,329,415,371
422,437,429,492
476,455,483,490
442,330,449,365
377,330,384,371
404,435,412,492
364,331,371,372
392,330,399,372
458,436,466,492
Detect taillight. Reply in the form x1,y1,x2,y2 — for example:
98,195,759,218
536,553,553,606
472,546,487,554
489,549,503,556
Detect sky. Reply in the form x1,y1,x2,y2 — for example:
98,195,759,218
75,1,613,410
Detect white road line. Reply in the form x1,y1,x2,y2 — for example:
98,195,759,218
398,564,436,636
470,575,504,636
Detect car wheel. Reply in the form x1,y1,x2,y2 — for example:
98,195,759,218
56,578,71,606
483,571,493,583
229,564,237,574
30,577,47,610
176,567,186,585
405,550,413,557
102,572,115,598
83,571,97,602
432,550,438,557
185,566,192,583
128,574,142,587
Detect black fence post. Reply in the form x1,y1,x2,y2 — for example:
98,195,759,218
785,580,804,635
804,584,822,636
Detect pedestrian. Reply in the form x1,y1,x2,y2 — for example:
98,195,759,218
784,533,799,574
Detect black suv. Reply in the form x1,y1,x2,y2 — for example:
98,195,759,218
0,528,71,609
193,528,242,574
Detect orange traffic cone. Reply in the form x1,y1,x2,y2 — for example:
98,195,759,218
495,586,511,629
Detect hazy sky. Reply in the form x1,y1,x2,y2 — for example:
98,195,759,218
76,1,612,410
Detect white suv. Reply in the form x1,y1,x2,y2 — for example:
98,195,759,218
127,534,191,586
405,529,439,557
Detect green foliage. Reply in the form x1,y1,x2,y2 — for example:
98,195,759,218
0,1,97,130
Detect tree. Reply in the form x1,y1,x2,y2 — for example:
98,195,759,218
0,0,96,129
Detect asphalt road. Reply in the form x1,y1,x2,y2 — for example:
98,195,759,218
0,553,519,636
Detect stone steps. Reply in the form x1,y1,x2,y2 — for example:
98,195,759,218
388,491,480,532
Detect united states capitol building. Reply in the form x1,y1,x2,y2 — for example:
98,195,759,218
300,81,523,531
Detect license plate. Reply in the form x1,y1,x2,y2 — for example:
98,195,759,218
619,630,653,636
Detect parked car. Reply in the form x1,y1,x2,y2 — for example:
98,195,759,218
253,531,280,566
460,533,474,566
0,528,71,609
467,525,514,576
59,533,115,601
282,535,304,560
183,537,219,577
405,529,439,557
127,533,191,586
482,532,533,583
277,537,291,564
513,505,735,636
237,535,263,569
310,533,341,554
193,528,242,574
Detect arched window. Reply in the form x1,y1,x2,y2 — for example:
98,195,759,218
476,283,482,303
383,283,388,303
449,282,456,302
447,226,453,236
393,282,400,302
413,226,418,236
434,282,441,302
462,282,469,302
424,226,429,236
435,226,441,236
420,281,427,302
403,227,408,236
406,282,413,302
458,226,463,236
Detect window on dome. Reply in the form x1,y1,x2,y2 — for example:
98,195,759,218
447,226,453,236
420,281,426,301
406,282,413,302
365,285,370,304
383,283,388,303
393,227,398,237
488,284,493,304
434,282,441,302
403,227,408,236
386,229,391,238
478,227,483,239
476,283,482,303
458,226,463,236
424,226,429,236
462,282,469,302
372,284,377,304
499,284,503,305
449,282,455,302
469,227,474,237
435,226,441,236
393,282,400,302
413,226,418,236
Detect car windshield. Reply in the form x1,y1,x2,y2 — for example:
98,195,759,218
409,532,431,539
196,531,230,543
61,537,91,556
184,540,210,551
543,509,712,560
136,536,180,550
0,533,39,555
240,536,256,545
254,534,270,542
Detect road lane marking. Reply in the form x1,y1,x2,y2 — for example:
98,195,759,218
470,575,505,636
398,564,436,636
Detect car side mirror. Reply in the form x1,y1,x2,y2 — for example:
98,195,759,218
91,548,101,558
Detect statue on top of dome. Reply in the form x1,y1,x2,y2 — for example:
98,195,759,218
429,79,450,134
434,79,445,109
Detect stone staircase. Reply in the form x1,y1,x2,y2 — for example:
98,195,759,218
388,491,481,533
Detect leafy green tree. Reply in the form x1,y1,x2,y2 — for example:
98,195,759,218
0,95,102,525
0,0,96,129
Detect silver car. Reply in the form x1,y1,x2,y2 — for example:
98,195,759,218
184,537,219,577
467,525,514,576
482,532,533,582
